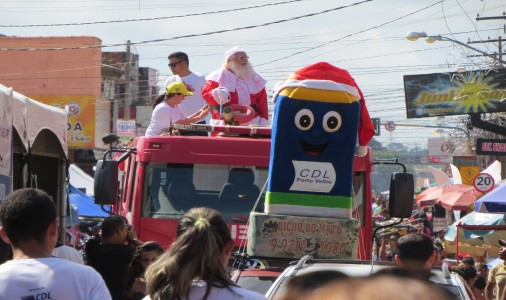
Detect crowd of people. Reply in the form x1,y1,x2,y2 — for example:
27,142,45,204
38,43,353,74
1,187,506,299
145,46,269,137
0,188,266,299
370,194,506,300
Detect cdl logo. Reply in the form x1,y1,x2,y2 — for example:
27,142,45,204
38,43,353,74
21,292,53,300
229,224,248,240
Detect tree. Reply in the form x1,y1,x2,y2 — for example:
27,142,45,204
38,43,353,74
368,138,386,151
386,142,408,153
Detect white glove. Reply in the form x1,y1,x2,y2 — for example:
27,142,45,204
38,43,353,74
355,145,368,157
212,87,230,105
258,117,269,127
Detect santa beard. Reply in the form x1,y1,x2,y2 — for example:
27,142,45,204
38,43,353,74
229,61,255,79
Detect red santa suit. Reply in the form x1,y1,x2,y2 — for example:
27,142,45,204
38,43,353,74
202,68,269,126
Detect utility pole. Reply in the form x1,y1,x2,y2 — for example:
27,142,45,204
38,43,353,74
394,123,471,155
124,40,131,120
470,14,506,65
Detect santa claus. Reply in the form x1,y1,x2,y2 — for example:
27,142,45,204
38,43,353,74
202,46,269,126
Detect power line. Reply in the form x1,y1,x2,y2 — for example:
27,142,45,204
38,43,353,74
0,0,373,51
256,0,444,66
0,0,304,28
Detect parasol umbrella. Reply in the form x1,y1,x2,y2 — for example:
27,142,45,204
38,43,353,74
475,181,506,213
436,189,483,212
445,211,506,248
417,184,475,207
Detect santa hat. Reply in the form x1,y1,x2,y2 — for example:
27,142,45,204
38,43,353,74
273,62,375,156
224,46,246,61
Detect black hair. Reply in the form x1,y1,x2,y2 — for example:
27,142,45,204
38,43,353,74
101,215,126,238
126,241,164,293
397,233,434,264
152,94,166,109
0,188,56,246
455,265,477,281
168,51,189,65
286,270,349,292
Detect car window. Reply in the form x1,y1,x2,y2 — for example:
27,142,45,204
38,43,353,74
437,283,466,299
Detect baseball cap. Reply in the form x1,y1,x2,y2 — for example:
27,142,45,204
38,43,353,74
499,239,506,246
166,82,193,96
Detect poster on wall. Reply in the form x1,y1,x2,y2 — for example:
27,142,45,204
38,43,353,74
0,85,13,200
404,69,506,118
31,95,95,148
116,119,136,146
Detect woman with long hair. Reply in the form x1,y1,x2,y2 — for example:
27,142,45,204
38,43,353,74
143,207,266,300
126,241,164,300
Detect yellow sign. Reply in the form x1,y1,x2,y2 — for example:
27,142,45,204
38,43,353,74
30,95,95,148
459,166,479,185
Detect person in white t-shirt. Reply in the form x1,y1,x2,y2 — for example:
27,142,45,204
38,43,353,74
143,207,266,300
165,51,209,136
52,242,84,264
0,188,111,300
145,82,209,136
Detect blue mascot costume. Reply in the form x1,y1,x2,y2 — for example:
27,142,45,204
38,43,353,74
265,62,374,218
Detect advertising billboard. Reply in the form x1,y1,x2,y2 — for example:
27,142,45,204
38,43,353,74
404,69,506,118
32,95,95,148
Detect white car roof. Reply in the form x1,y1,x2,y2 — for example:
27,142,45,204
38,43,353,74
266,259,469,300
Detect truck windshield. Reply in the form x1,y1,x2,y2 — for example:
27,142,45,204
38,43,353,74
143,163,268,222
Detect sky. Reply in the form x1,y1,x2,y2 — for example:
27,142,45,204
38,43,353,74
1,0,505,150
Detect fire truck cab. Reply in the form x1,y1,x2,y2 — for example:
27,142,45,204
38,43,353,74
94,131,406,260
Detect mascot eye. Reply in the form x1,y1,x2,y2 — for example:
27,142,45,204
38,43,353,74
322,111,342,132
294,109,314,131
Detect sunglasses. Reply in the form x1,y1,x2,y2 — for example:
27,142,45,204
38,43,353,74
168,61,183,68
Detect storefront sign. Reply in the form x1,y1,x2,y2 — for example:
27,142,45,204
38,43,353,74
404,70,506,118
32,95,95,148
476,138,506,156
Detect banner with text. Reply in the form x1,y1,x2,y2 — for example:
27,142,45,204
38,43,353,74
32,95,95,148
247,212,359,259
476,138,506,156
404,69,506,118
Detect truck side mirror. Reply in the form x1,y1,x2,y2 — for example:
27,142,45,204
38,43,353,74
388,172,414,218
94,160,119,205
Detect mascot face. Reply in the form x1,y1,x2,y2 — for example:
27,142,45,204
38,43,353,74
284,99,359,161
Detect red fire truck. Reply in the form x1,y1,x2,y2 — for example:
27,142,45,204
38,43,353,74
94,128,409,260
